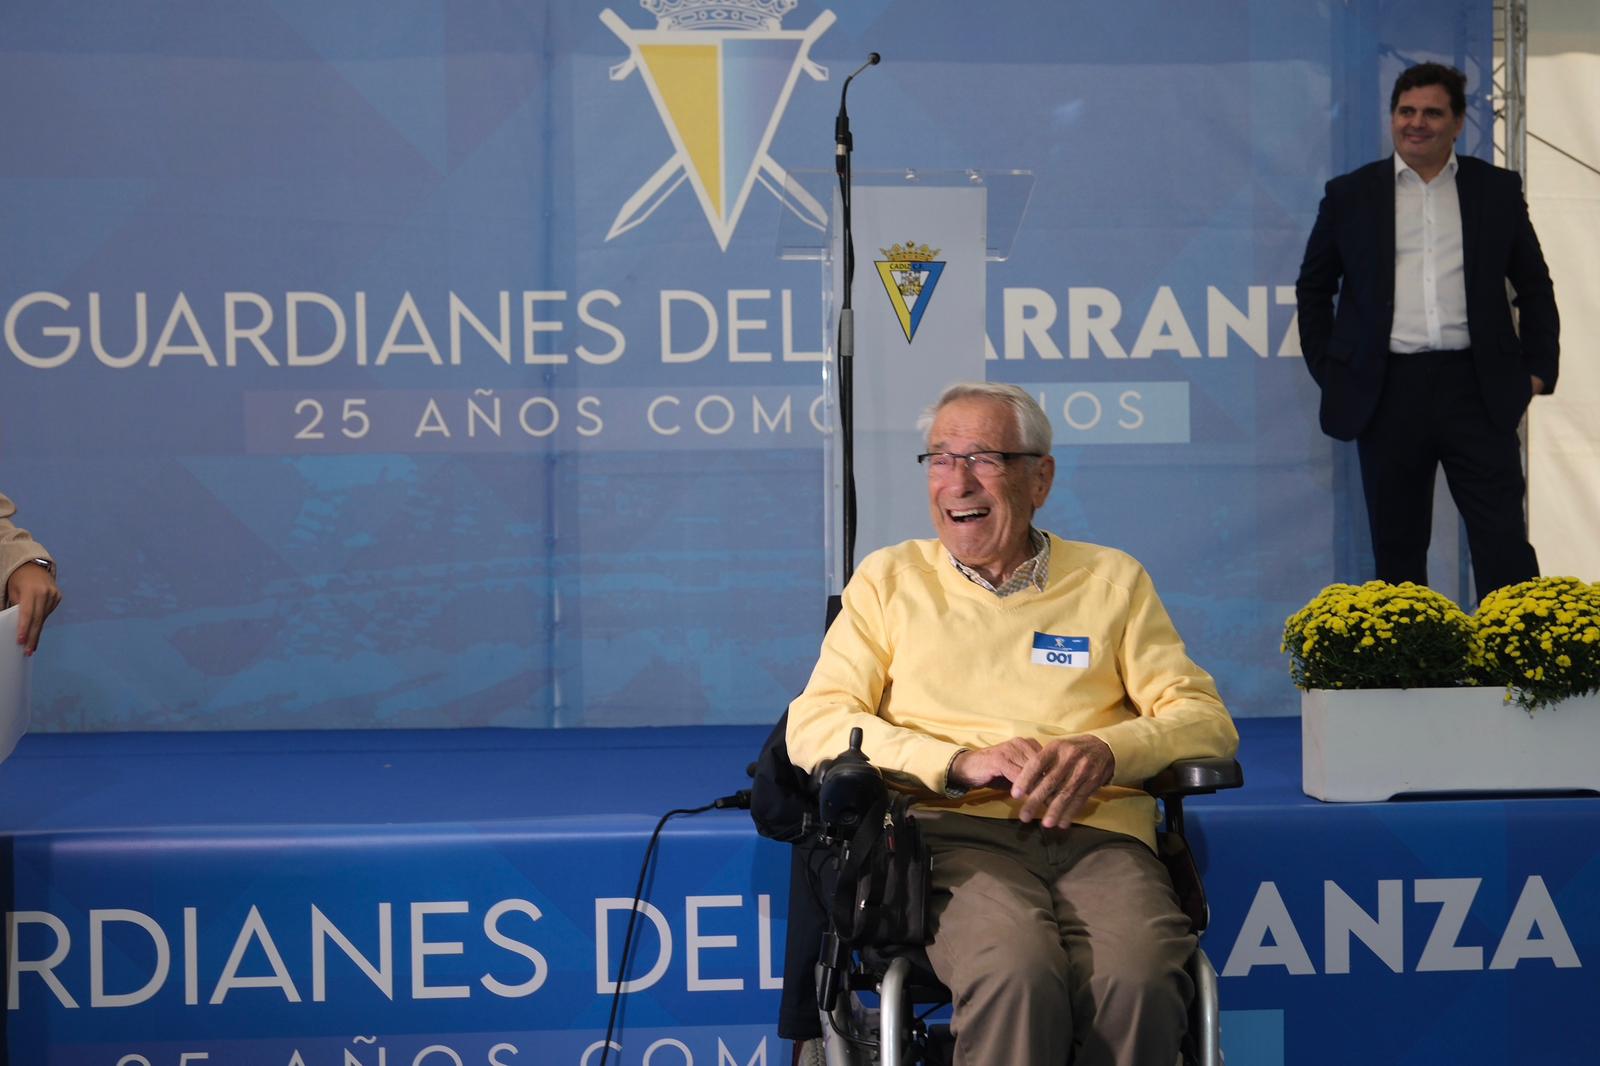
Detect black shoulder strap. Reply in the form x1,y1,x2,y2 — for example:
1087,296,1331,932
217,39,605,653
826,794,890,942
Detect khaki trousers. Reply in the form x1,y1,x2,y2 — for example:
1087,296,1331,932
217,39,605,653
917,811,1194,1066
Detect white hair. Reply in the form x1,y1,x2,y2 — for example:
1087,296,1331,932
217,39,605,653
916,381,1053,454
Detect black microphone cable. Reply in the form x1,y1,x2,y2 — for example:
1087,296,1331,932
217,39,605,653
598,788,752,1066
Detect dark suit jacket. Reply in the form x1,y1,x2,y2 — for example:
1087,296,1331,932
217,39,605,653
1295,154,1560,441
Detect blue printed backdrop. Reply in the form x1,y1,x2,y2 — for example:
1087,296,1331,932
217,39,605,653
0,1,1491,730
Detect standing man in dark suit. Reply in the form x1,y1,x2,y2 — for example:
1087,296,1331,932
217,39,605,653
1296,62,1560,597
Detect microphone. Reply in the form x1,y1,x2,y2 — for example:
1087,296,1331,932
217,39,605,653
835,52,881,173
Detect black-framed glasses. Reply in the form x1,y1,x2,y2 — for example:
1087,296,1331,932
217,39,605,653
916,451,1043,476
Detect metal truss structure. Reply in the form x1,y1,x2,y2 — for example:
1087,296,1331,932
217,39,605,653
1493,0,1529,176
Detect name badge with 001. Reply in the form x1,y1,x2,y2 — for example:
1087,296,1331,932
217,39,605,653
1032,632,1090,669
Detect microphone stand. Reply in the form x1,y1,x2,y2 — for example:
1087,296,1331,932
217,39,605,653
828,52,879,628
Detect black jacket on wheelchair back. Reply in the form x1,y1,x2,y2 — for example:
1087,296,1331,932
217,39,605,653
748,710,832,1040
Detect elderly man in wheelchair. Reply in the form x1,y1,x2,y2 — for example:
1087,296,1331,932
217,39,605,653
784,382,1240,1066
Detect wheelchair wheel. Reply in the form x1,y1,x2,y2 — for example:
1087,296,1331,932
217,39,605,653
794,1037,828,1066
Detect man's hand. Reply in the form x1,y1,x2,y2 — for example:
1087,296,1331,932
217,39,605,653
949,738,1043,791
1010,735,1116,829
1531,374,1546,395
7,562,61,656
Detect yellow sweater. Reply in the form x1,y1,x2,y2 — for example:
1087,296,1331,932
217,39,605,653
787,535,1238,849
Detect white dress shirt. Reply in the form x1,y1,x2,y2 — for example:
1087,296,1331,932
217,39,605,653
1390,152,1471,353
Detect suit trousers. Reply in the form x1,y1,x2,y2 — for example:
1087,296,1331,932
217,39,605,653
1355,349,1539,597
918,810,1193,1066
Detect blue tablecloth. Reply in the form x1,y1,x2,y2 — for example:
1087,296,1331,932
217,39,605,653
1,717,1595,1066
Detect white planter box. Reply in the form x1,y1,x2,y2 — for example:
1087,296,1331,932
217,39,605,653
1301,687,1600,802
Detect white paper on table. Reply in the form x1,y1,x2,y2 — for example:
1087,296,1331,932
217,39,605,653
0,605,31,764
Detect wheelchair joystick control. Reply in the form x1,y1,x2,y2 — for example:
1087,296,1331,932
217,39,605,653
814,727,887,1014
817,726,885,839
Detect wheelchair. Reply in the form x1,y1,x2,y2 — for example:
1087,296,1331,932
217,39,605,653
797,730,1243,1066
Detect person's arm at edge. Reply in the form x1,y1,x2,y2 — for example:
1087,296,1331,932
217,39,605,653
0,492,61,655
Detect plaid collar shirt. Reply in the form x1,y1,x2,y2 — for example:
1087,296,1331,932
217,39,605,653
948,527,1051,597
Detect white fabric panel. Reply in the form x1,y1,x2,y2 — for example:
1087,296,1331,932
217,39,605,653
834,183,989,563
1527,1,1600,580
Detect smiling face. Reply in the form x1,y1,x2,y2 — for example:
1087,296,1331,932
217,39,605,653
1391,84,1463,181
925,396,1054,586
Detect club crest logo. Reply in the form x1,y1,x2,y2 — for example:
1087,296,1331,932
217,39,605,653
601,0,834,251
874,241,946,343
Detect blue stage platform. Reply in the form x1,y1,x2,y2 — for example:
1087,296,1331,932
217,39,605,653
2,718,1596,1065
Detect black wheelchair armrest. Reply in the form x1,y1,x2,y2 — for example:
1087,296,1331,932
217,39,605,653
1148,758,1242,936
1146,757,1243,801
